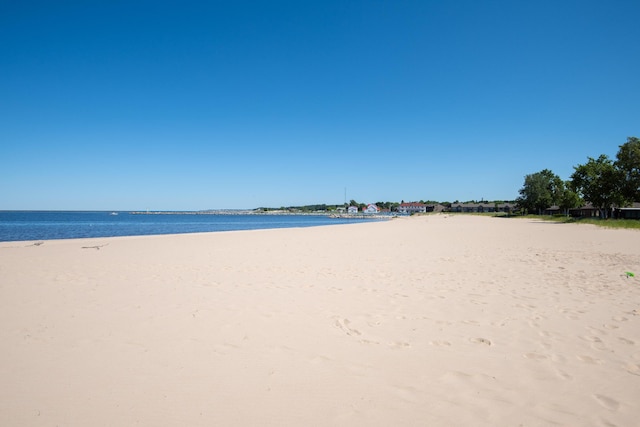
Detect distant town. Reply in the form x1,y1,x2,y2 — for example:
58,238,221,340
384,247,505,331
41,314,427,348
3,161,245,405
132,200,517,216
255,200,517,215
130,196,639,220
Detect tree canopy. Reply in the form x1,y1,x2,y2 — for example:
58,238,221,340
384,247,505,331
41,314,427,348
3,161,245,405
568,137,640,217
517,136,639,218
516,169,564,214
558,182,582,215
615,136,640,203
570,155,623,218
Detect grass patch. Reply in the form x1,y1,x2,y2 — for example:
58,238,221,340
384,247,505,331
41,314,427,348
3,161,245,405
449,212,640,229
499,214,640,229
573,218,640,229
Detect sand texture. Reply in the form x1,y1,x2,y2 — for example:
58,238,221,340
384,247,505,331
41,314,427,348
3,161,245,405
1,215,639,426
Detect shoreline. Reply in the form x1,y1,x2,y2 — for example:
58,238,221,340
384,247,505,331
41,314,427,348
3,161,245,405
1,215,639,426
129,210,395,218
0,220,372,246
0,211,391,244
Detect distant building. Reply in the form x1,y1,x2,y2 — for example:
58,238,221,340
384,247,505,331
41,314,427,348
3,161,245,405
364,204,380,214
448,202,515,213
568,202,640,219
569,204,600,218
543,205,561,215
347,206,359,214
617,202,640,219
449,203,487,213
572,202,640,219
398,202,427,214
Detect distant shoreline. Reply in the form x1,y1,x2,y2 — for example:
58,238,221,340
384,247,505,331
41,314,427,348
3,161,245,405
0,210,390,243
129,210,394,219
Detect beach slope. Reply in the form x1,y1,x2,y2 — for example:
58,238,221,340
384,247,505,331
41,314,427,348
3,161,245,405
1,215,639,426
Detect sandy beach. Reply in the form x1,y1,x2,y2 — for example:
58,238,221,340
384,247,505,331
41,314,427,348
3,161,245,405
1,214,639,426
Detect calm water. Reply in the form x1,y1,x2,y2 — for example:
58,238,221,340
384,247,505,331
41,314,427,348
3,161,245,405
0,211,375,242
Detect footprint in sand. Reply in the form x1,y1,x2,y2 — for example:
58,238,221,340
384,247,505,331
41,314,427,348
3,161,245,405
624,363,640,376
576,355,602,364
523,352,548,360
335,318,361,336
470,337,492,346
555,369,573,380
388,341,411,349
309,355,333,366
580,335,607,351
550,353,567,363
560,309,583,320
429,340,451,347
593,394,620,411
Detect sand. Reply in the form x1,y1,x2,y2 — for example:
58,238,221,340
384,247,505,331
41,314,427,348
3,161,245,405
1,214,639,426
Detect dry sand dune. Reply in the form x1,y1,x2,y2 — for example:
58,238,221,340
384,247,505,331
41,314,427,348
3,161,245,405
1,215,639,426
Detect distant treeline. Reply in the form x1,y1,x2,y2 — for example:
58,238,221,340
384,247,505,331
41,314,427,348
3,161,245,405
517,136,639,218
258,199,516,213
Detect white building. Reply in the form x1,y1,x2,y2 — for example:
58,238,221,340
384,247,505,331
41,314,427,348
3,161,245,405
364,204,380,214
398,202,427,214
347,206,359,214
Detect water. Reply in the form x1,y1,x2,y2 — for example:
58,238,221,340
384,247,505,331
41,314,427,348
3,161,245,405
0,211,377,242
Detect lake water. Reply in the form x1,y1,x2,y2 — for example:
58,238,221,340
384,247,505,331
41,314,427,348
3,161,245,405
0,211,377,242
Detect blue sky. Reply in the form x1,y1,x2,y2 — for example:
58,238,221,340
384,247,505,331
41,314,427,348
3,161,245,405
1,0,638,210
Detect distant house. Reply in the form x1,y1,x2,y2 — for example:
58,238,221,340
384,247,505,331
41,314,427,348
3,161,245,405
398,202,427,214
498,203,515,213
448,203,463,213
448,202,515,213
543,205,561,215
568,202,640,219
347,206,359,214
364,204,380,214
449,203,489,213
429,204,446,213
616,202,640,219
569,204,600,218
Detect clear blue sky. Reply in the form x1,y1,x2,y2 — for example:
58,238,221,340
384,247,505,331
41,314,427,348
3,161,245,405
2,0,638,210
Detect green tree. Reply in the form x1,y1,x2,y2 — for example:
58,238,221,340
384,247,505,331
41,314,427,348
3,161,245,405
558,182,582,216
615,136,640,204
570,155,623,218
516,169,563,214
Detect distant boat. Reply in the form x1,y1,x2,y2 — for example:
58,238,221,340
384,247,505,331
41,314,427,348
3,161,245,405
110,212,118,216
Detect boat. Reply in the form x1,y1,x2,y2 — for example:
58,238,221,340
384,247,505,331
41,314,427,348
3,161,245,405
110,212,118,216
